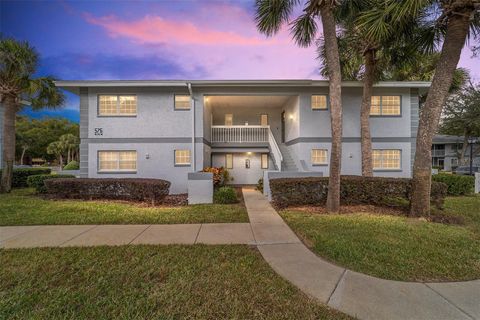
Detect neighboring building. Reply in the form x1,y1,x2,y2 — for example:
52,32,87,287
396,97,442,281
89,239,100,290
56,80,429,194
432,134,480,172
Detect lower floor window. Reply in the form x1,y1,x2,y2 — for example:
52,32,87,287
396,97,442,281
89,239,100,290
98,151,137,172
373,149,401,170
261,154,269,169
175,149,191,165
311,149,328,165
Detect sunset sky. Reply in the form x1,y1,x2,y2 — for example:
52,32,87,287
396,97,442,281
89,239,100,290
1,0,479,122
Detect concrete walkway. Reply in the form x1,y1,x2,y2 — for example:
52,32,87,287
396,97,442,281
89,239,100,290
242,188,480,320
0,223,255,248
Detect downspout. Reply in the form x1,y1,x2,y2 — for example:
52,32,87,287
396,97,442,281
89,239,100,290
187,83,195,172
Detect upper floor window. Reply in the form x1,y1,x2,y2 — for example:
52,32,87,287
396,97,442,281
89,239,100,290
260,114,268,126
98,95,137,116
311,95,328,110
174,95,191,110
371,96,401,116
175,149,191,166
373,149,401,170
311,149,328,165
98,151,137,172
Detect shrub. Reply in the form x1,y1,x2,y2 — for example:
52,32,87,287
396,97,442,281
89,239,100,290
432,174,474,196
202,167,232,187
45,178,170,204
27,174,76,193
0,168,52,188
270,176,447,210
63,160,79,170
256,178,264,192
213,186,238,204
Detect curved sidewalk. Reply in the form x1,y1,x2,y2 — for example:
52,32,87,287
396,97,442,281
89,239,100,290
242,188,480,320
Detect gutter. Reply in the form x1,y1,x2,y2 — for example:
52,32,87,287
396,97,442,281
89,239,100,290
187,83,195,172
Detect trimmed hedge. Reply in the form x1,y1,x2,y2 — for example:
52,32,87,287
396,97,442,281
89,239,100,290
27,174,76,193
45,178,170,204
213,186,238,204
432,174,474,196
270,176,447,209
0,168,52,188
63,160,79,170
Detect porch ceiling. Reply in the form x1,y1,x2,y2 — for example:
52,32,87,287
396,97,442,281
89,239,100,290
206,95,293,109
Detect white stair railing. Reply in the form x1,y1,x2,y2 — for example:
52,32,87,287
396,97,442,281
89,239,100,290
268,129,283,171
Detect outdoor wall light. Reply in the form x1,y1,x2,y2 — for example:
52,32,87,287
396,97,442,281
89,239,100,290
145,153,150,159
289,114,294,120
247,152,252,155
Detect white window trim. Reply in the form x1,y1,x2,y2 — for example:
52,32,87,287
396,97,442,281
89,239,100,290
311,149,328,166
372,149,402,171
174,149,191,166
311,94,328,110
97,95,137,117
370,95,402,117
174,94,191,110
97,150,137,173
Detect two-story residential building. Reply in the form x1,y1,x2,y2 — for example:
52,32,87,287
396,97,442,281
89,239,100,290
432,134,480,171
55,80,429,194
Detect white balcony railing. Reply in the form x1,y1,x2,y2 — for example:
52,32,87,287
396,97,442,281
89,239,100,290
211,125,269,143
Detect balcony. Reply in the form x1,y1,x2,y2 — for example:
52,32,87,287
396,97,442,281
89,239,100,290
431,150,446,157
211,125,269,143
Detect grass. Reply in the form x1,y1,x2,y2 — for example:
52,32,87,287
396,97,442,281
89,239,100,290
0,188,248,225
280,195,480,282
0,245,350,319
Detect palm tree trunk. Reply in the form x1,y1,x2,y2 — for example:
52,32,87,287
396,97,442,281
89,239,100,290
1,95,18,193
59,154,63,169
459,132,469,165
410,9,472,216
20,146,27,165
320,5,343,213
361,49,375,177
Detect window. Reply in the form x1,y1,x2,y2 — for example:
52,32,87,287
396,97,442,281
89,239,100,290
225,154,233,169
175,150,191,166
174,95,191,110
371,96,401,116
261,154,269,169
260,114,268,126
225,114,233,126
373,149,401,170
311,95,328,110
98,95,137,116
311,149,328,165
98,151,137,172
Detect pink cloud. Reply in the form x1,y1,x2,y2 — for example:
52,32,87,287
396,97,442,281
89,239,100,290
84,13,279,46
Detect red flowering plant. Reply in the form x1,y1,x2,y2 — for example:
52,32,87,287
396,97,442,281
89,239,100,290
201,167,232,187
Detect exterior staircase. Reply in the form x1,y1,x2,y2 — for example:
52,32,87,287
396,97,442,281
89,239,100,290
278,143,298,171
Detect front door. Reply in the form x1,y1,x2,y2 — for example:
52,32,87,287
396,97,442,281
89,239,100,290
281,111,285,143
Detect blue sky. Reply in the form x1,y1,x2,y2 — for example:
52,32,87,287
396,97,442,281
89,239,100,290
2,0,479,123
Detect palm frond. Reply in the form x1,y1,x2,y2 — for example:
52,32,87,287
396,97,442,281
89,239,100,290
290,13,318,47
26,77,65,109
255,0,300,36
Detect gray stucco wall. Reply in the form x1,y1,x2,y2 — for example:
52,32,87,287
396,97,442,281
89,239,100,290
78,83,421,193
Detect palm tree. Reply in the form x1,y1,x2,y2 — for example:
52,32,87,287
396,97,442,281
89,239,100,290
47,140,66,168
0,37,64,192
320,0,427,177
58,133,79,164
357,0,479,216
255,0,343,212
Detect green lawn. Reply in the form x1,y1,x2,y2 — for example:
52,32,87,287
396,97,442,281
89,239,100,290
280,195,480,282
0,245,350,319
0,189,248,225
